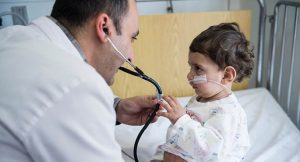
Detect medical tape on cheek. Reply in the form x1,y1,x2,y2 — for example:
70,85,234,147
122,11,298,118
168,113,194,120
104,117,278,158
189,75,208,84
189,75,231,93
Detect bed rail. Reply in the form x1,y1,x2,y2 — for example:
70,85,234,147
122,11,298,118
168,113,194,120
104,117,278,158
256,0,266,87
267,1,300,129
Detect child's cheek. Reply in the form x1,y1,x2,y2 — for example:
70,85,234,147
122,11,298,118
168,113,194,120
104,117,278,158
194,83,210,95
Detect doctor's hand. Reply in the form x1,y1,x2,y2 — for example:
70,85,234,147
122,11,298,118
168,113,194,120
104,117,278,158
116,96,159,125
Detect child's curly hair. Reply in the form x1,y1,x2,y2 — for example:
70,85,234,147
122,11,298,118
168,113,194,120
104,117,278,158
189,22,255,82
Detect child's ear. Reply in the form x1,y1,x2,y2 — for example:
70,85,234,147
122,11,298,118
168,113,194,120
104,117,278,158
222,66,236,83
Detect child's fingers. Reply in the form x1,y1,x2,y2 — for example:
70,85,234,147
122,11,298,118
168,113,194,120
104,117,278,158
159,99,172,112
163,96,176,108
156,110,169,118
169,96,180,105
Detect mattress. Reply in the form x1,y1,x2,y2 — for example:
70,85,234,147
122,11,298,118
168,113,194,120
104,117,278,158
115,88,300,162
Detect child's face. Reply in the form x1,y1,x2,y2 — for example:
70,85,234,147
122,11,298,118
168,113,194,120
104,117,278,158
187,52,225,98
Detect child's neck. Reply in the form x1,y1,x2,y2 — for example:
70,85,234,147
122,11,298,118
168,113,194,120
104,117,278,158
197,89,232,103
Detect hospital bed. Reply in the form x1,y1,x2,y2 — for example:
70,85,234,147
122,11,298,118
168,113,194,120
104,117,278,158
112,1,300,161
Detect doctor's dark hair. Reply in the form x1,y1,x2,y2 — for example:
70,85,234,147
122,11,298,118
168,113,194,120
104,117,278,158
50,0,129,34
189,22,255,82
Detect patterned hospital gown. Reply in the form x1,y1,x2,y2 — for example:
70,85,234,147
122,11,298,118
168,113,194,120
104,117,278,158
152,94,251,162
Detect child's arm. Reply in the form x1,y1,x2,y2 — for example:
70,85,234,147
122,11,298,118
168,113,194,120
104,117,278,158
157,96,237,161
170,114,235,161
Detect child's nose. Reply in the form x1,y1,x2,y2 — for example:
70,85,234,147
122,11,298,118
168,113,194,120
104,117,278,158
187,71,194,81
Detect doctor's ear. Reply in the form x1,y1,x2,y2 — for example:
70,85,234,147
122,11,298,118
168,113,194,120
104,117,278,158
95,13,111,42
222,66,236,83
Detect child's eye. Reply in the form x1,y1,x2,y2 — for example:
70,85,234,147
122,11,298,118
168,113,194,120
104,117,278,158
196,69,204,74
190,65,204,74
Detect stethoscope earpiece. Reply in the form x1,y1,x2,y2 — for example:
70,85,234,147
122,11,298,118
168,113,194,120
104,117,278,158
103,28,109,35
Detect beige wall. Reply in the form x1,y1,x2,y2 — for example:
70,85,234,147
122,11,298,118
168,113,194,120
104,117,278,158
111,10,252,98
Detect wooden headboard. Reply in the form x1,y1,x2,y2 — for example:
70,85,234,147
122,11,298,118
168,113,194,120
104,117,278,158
111,10,252,98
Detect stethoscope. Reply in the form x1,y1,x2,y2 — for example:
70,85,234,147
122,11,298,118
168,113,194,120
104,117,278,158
107,36,162,162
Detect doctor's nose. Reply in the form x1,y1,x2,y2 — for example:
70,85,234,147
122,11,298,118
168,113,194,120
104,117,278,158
127,48,135,62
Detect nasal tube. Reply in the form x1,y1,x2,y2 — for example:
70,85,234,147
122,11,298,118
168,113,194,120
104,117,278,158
189,75,231,93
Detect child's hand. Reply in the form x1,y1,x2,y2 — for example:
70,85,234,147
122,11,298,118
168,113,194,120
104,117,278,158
157,95,186,124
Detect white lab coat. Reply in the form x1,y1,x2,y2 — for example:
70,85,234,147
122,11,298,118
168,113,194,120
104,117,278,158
0,17,124,162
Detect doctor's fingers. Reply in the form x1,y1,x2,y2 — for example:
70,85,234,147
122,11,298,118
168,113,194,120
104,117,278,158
147,108,160,122
129,95,158,109
139,109,158,124
142,95,159,106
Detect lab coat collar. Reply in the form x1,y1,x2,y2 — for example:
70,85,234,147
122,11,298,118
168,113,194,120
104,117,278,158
30,16,84,62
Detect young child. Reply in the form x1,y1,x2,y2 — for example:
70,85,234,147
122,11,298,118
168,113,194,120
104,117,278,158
152,22,254,162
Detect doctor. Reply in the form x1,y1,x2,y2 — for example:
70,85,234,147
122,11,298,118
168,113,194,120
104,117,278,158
0,0,158,161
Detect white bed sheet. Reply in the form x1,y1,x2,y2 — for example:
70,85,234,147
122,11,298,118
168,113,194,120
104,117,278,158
115,88,300,162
